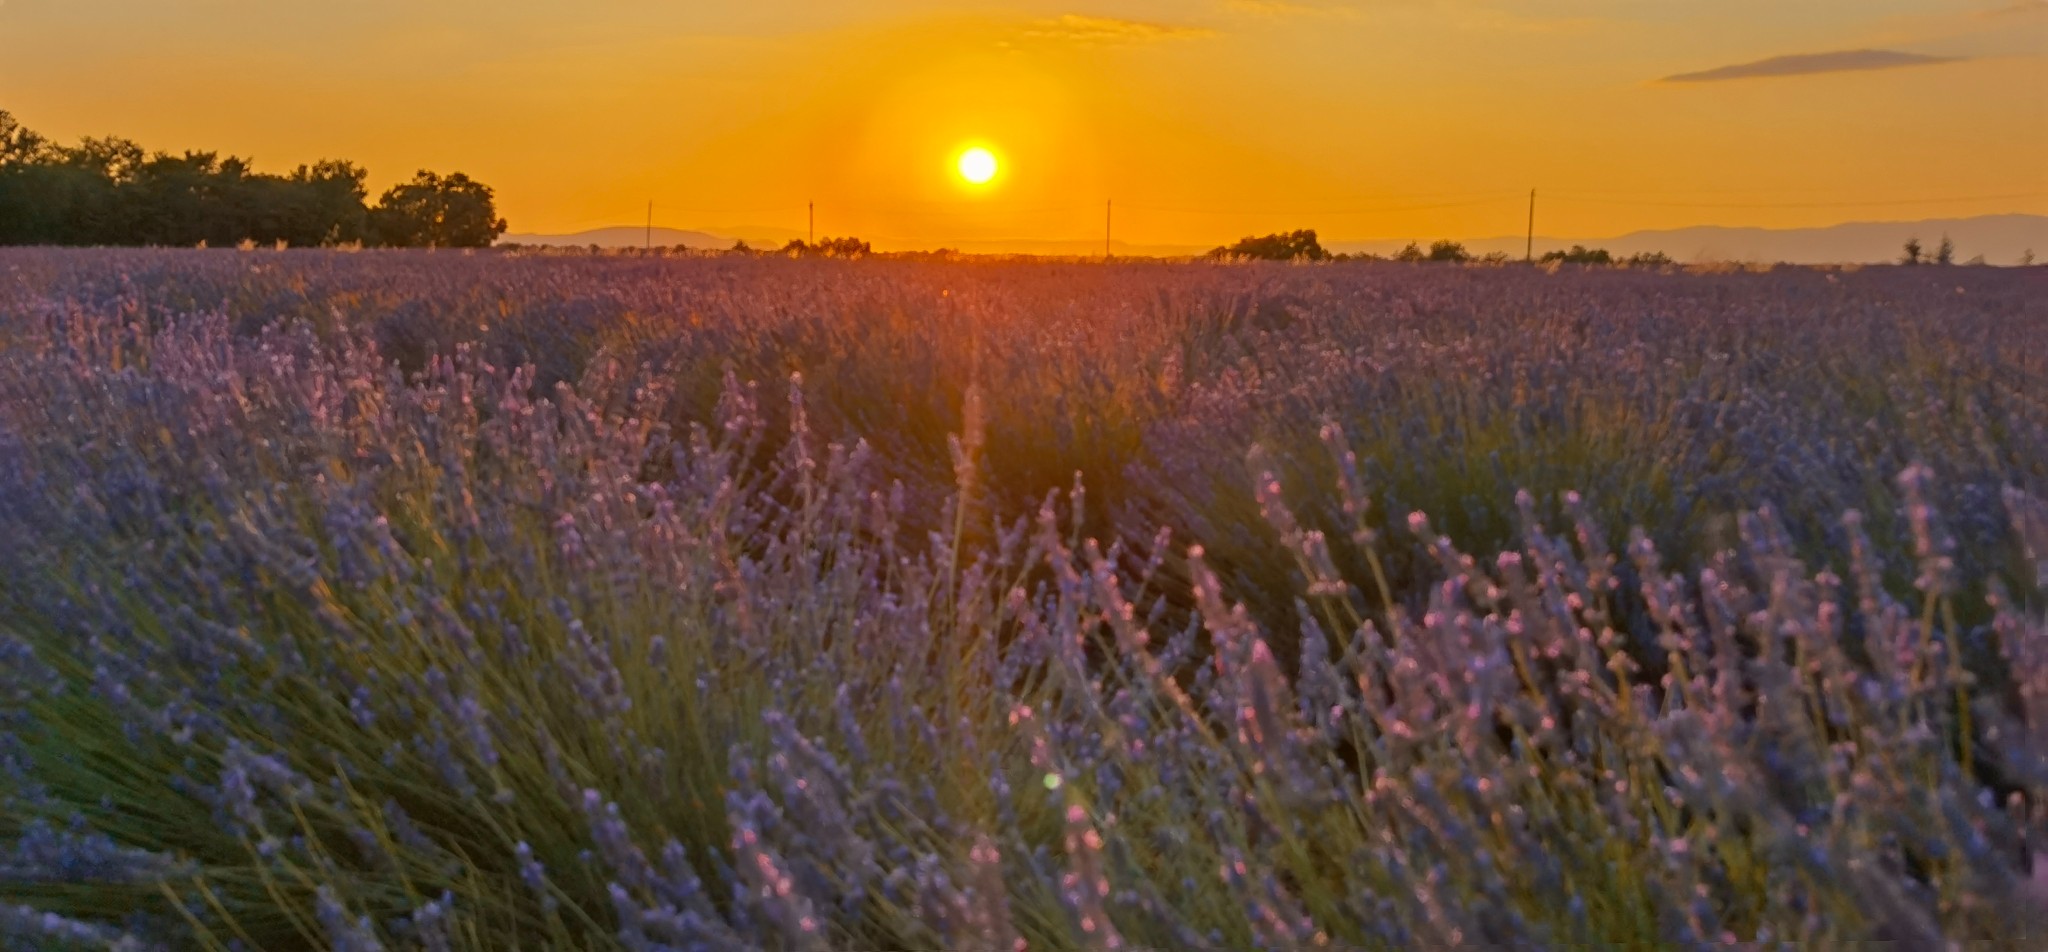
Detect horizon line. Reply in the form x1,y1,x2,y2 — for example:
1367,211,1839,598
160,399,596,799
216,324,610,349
502,210,2048,246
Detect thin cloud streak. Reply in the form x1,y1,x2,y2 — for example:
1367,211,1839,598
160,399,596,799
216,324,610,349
1660,49,1966,83
1981,1,2047,17
1220,0,1353,16
1021,15,1214,45
1220,1,1601,33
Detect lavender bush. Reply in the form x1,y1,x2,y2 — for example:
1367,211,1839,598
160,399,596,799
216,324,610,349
1,249,2046,949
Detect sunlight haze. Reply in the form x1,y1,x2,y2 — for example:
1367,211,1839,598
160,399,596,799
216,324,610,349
3,0,2042,247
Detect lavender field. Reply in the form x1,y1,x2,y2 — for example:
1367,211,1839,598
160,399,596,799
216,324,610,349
3,248,2047,949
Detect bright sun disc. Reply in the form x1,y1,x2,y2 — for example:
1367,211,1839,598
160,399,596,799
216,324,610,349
957,147,998,185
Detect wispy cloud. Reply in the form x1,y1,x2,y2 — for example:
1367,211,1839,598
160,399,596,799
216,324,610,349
1220,0,1601,31
1453,9,1609,34
1021,15,1215,45
1660,49,1966,84
1980,0,2048,17
1220,0,1353,16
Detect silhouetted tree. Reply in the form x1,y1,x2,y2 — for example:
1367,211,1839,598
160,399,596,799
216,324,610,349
63,136,146,182
281,161,371,247
130,151,240,247
1392,242,1426,263
1210,229,1327,262
818,237,870,257
0,113,101,243
1901,237,1923,266
37,137,145,244
1427,240,1470,263
0,111,47,167
1934,234,1954,267
369,171,507,248
0,110,486,248
1540,245,1613,265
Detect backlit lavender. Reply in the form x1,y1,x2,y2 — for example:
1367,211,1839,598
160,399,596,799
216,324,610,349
1,248,2046,948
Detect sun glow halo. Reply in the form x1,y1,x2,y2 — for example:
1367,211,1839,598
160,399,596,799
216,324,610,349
956,147,998,185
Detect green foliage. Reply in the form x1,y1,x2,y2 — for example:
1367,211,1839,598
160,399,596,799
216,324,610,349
0,109,494,248
290,160,374,246
0,110,49,167
368,170,508,249
1210,229,1328,262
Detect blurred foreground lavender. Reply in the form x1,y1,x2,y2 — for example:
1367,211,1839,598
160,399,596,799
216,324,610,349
2,249,2047,949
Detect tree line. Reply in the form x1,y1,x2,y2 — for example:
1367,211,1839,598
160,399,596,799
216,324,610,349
1208,230,1673,266
0,110,506,248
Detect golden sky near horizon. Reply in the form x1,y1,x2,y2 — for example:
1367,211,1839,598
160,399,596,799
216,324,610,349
2,0,2043,248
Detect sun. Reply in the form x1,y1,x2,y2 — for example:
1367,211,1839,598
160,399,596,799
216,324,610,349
956,147,998,185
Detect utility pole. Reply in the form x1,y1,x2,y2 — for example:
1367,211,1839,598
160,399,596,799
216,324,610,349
808,201,814,246
645,201,653,253
1525,189,1536,263
1105,199,1112,260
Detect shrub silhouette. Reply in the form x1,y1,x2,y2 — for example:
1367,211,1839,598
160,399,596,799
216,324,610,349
1541,245,1613,265
782,236,871,258
1427,240,1471,263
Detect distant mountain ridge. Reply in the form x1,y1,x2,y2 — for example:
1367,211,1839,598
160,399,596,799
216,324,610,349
505,214,2047,264
1327,214,2047,265
501,227,1206,258
502,227,732,249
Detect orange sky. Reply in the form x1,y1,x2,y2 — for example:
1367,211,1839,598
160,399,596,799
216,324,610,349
3,1,2043,247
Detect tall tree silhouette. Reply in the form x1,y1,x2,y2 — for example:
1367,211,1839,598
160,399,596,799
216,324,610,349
370,171,509,249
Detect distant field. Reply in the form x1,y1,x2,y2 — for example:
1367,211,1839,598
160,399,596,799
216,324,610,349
2,249,2046,948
